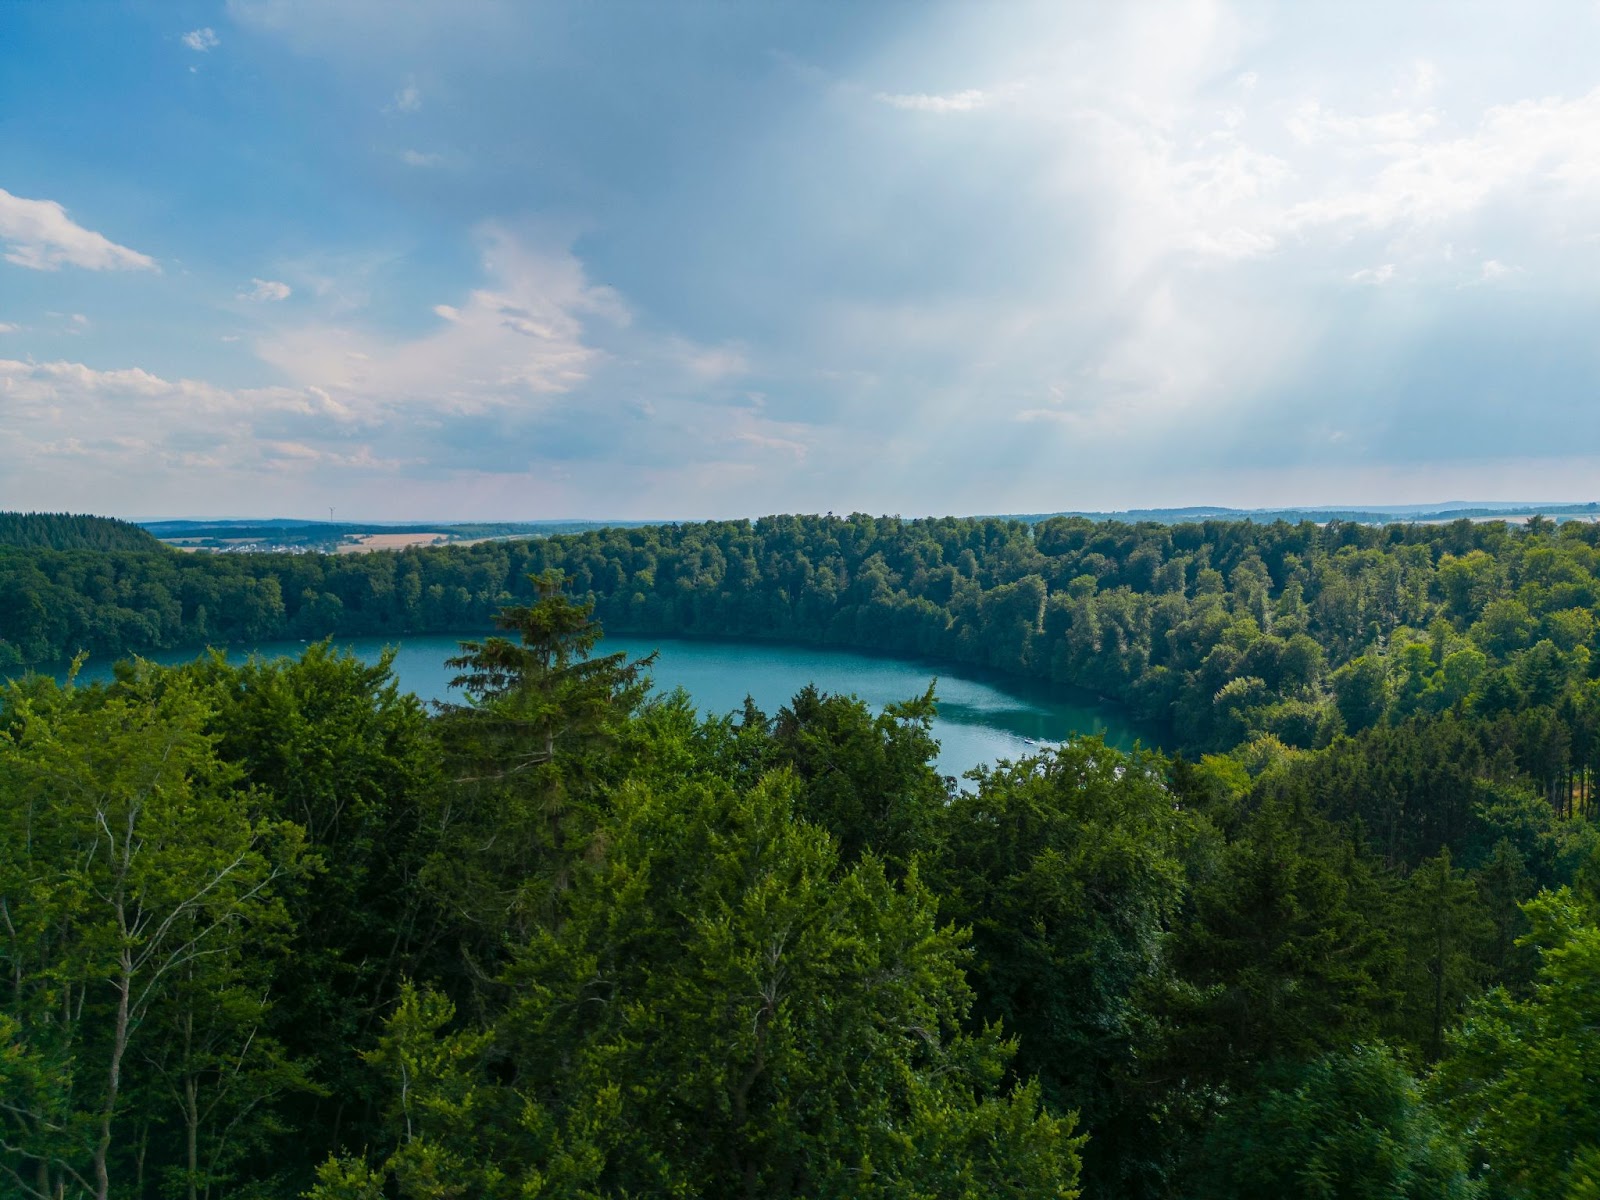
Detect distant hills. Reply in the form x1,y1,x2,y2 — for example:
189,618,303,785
4,505,1596,560
1006,502,1600,526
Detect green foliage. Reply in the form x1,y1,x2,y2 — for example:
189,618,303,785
0,668,305,1200
179,641,444,1184
429,571,657,957
0,511,164,552
769,681,946,871
1435,888,1600,1200
319,772,1083,1199
1153,802,1398,1088
1193,1044,1480,1199
931,739,1201,1194
1393,849,1494,1061
8,521,1600,1198
1332,654,1389,734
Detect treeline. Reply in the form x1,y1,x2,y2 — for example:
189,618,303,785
9,512,1600,781
0,512,163,553
5,574,1599,1199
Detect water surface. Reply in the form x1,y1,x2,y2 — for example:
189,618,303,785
47,633,1151,779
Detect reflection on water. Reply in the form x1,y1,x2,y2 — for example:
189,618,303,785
43,632,1156,780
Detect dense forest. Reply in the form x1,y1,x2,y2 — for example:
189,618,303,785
7,512,1600,781
0,513,164,554
5,513,1600,1196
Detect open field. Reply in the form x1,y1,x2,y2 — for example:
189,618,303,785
335,532,451,553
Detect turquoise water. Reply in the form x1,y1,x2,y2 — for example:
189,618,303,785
43,633,1150,779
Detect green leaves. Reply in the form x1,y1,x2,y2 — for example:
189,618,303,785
1435,888,1600,1200
333,770,1081,1199
0,666,304,1200
933,738,1198,1126
1155,801,1398,1089
1194,1044,1479,1200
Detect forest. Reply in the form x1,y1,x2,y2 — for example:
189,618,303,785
4,511,1600,1197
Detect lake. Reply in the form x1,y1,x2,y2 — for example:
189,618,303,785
44,633,1152,779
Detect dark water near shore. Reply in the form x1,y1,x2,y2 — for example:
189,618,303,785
44,633,1152,779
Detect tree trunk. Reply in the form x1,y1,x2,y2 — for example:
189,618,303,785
94,954,133,1200
186,1073,200,1200
182,1002,200,1200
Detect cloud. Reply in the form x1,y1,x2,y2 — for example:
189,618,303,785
1283,87,1600,235
874,88,989,113
241,277,292,301
0,322,18,334
181,27,220,51
0,217,782,516
0,187,156,271
389,80,422,113
1284,99,1440,147
254,226,629,416
0,356,372,493
0,357,343,421
52,0,1600,518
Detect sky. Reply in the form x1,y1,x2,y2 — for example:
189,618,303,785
4,1,1600,521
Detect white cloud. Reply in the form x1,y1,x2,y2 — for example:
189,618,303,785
875,88,989,113
0,187,156,271
0,322,19,334
389,80,422,113
1284,100,1440,147
1350,263,1397,285
1184,227,1277,258
181,27,220,51
73,0,1600,516
241,277,292,301
255,226,628,415
0,356,371,491
1284,88,1600,235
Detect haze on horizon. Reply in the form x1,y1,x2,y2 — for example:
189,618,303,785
4,1,1600,523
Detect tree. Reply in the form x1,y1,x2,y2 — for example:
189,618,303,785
770,681,946,871
1332,655,1389,733
1153,802,1397,1090
0,668,302,1200
432,570,656,955
310,771,1084,1199
443,568,654,774
932,739,1200,1195
184,643,443,1187
1392,848,1492,1061
1435,888,1600,1200
133,921,313,1200
1193,1044,1479,1199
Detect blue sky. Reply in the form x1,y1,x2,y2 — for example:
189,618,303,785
4,1,1600,520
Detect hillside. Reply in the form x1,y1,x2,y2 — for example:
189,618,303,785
0,511,166,552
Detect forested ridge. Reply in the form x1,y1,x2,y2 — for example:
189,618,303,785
0,513,164,554
7,511,1600,780
5,514,1600,1197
